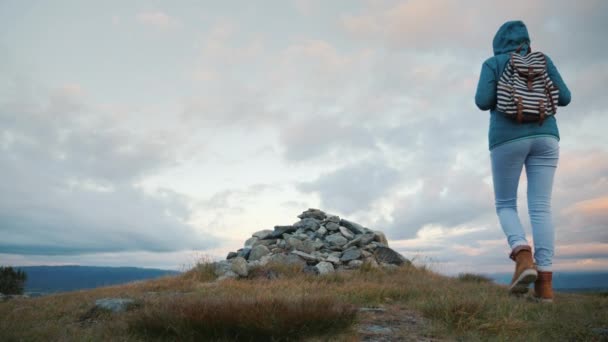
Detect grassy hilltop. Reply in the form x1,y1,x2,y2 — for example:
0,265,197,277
1,258,607,341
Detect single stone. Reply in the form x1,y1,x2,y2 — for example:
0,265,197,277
326,255,341,264
339,219,366,234
325,233,348,247
316,226,328,236
294,217,321,231
373,231,389,246
213,260,232,276
237,247,252,260
298,208,327,220
374,247,408,265
249,245,271,261
258,254,272,266
348,260,364,268
252,229,273,239
325,222,340,231
360,233,376,245
303,265,320,275
315,261,335,275
226,251,237,259
291,250,320,262
362,250,372,258
312,239,325,250
341,249,362,262
287,237,303,250
95,298,136,313
217,270,239,281
325,215,340,223
298,239,316,254
268,253,307,268
244,236,258,247
267,225,296,239
252,239,274,248
339,226,355,240
230,257,248,277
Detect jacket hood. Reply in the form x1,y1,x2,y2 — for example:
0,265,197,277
492,20,530,56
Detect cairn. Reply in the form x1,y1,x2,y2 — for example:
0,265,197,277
212,208,410,280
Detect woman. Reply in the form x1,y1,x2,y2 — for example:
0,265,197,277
474,20,571,302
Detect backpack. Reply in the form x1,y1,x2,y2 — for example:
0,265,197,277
496,47,560,125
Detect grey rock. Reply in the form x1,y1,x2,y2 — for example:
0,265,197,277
95,298,136,313
325,222,340,231
217,270,239,281
341,249,362,262
297,208,327,220
374,247,409,266
291,250,320,262
360,233,376,245
249,245,271,261
287,237,303,250
316,226,327,236
268,253,307,268
299,239,316,254
312,239,325,250
226,251,237,260
252,229,273,239
244,236,258,247
230,257,248,277
359,324,393,334
339,226,355,240
339,218,365,234
348,260,364,268
236,247,251,259
326,255,341,264
591,328,608,336
252,239,274,248
267,225,296,239
294,217,321,231
325,215,340,223
373,231,389,246
213,260,233,276
303,265,320,275
315,261,335,275
325,233,348,247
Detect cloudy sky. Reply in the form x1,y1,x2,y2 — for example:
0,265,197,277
1,0,606,274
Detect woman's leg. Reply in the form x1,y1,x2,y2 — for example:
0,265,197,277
526,137,559,271
491,139,531,249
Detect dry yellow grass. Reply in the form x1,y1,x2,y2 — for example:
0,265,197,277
1,260,606,341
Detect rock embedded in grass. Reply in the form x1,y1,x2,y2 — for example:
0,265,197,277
216,208,410,280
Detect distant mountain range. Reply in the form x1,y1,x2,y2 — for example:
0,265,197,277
485,271,608,292
15,265,181,295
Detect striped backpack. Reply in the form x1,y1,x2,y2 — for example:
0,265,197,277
496,48,559,125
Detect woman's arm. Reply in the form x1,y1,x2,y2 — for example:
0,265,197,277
475,57,497,111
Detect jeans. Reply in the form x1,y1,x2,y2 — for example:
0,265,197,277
490,136,559,272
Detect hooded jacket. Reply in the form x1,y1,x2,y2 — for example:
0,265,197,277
475,20,571,150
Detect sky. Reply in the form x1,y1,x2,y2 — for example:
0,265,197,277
1,0,607,275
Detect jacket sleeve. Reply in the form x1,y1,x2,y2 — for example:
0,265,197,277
475,57,497,111
545,54,571,106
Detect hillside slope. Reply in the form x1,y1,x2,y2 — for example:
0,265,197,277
1,260,607,341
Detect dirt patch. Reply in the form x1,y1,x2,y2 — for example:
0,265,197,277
355,304,444,341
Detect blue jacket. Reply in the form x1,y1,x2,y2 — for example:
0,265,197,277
475,20,571,150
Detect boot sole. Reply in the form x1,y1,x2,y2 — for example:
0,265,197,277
508,269,537,294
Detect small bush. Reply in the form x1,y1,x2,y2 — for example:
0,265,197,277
0,266,27,295
128,294,358,341
457,273,493,284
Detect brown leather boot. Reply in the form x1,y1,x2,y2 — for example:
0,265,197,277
508,245,537,294
534,271,554,303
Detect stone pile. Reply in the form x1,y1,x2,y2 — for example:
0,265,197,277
213,208,410,280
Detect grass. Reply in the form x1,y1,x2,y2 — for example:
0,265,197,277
1,258,607,341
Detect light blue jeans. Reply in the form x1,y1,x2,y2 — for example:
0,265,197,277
490,136,559,272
